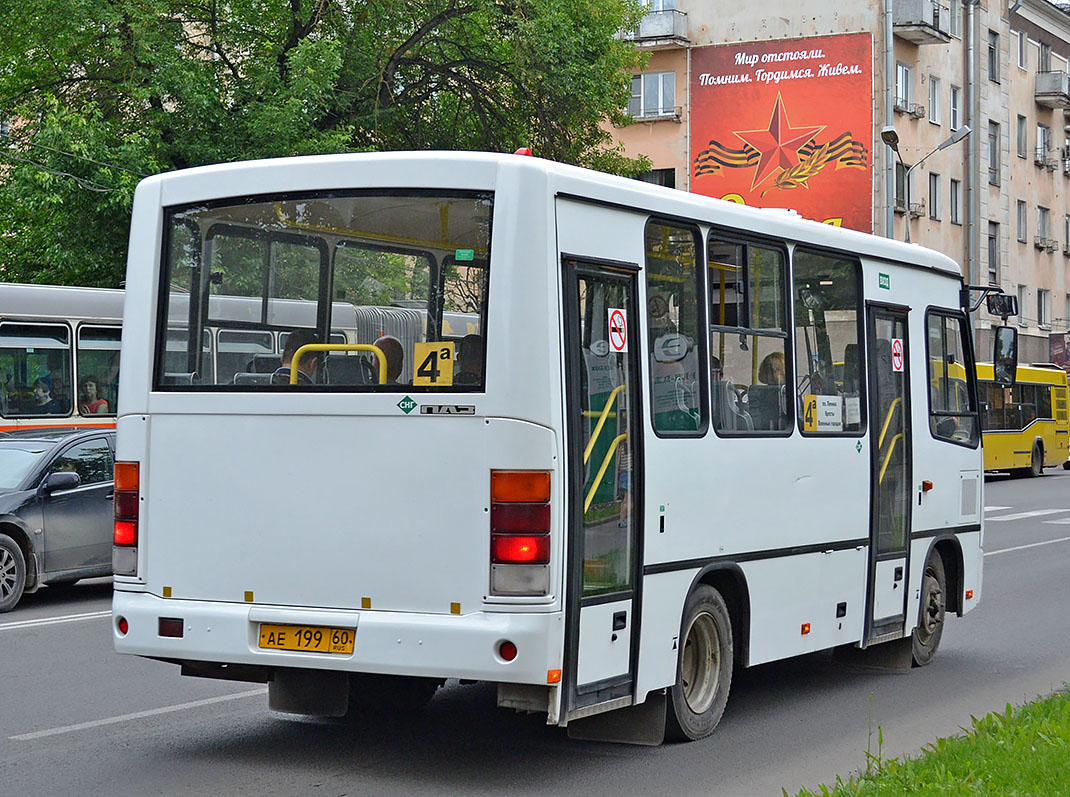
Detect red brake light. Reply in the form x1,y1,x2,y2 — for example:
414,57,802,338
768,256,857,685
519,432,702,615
114,521,137,546
492,534,550,564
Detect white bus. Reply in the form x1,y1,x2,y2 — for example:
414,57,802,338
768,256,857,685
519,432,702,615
113,151,1003,743
0,283,125,431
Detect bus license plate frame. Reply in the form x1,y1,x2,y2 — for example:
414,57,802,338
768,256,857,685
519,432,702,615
258,623,355,654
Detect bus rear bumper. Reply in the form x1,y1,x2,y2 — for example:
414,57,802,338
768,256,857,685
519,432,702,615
112,591,563,685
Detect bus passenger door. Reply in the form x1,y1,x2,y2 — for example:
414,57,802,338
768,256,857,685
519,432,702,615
563,259,642,717
865,306,911,642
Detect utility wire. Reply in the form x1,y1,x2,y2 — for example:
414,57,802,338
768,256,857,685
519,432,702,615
0,149,127,193
0,131,147,178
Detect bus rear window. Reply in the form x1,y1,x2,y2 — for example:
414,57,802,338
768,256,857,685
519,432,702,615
156,192,492,391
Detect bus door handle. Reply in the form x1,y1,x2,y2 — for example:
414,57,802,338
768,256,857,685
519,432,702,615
894,566,904,583
612,611,627,631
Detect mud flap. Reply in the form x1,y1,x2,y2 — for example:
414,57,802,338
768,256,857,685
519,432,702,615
833,636,913,671
566,691,667,745
268,668,349,716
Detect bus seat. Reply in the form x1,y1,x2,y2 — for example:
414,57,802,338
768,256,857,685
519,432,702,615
324,354,376,386
712,380,752,431
747,384,785,431
842,343,859,394
233,372,273,385
247,353,282,374
162,372,196,385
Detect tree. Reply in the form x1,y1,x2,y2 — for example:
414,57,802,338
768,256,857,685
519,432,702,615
0,0,649,286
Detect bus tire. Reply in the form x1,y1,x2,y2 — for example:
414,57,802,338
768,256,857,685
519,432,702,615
0,534,27,613
666,584,733,741
1028,443,1044,477
911,554,946,667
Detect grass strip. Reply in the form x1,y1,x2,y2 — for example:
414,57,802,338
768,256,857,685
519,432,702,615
792,688,1070,795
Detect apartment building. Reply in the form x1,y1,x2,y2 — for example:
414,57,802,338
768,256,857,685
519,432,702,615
613,0,1070,363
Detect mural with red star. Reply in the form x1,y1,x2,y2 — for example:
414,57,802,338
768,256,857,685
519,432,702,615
690,33,873,232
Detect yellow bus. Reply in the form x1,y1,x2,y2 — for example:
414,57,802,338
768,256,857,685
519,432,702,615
977,362,1070,476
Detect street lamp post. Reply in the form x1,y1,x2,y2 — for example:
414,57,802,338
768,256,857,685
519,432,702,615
882,125,972,244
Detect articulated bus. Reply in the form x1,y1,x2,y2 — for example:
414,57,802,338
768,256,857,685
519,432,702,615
977,361,1070,475
0,283,124,431
113,152,1001,743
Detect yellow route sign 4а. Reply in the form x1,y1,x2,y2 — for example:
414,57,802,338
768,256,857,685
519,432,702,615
412,341,455,386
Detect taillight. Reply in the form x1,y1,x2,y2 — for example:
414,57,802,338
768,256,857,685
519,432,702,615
114,462,139,547
490,470,551,595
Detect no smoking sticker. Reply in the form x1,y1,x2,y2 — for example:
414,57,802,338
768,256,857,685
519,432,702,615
891,338,904,373
608,308,628,353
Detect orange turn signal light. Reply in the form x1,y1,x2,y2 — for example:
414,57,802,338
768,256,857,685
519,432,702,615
115,462,139,491
547,669,562,684
922,480,934,492
491,471,550,503
801,623,811,635
965,589,974,600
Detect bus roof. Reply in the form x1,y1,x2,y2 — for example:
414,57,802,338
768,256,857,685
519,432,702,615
139,151,965,280
0,282,124,322
977,361,1070,384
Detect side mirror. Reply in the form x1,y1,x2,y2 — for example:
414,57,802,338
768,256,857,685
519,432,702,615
993,325,1018,387
40,471,81,495
985,293,1019,318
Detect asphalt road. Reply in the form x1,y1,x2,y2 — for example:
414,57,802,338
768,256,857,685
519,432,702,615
2,470,1068,796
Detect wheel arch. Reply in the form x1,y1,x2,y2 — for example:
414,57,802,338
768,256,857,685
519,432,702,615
687,563,751,667
923,535,963,616
0,517,39,592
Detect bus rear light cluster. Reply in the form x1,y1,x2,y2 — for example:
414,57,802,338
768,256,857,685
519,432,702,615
113,462,140,575
490,471,551,596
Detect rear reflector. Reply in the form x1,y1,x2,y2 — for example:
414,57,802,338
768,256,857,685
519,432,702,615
492,534,550,564
491,471,550,503
117,617,128,635
114,491,138,520
491,503,550,533
158,617,184,638
498,640,518,661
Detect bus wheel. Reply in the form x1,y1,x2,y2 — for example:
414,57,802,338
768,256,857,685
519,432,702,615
0,534,27,613
1028,444,1044,477
911,554,946,667
666,585,733,741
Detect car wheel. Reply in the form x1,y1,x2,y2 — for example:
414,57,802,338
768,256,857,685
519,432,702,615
666,584,733,741
0,534,27,613
911,553,946,667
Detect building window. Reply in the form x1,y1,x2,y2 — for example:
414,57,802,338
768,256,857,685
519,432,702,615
988,222,1000,285
1065,294,1070,328
1065,214,1070,251
637,168,676,189
895,161,910,209
1018,284,1027,325
988,30,1000,83
1038,289,1051,329
950,178,961,225
629,72,676,119
929,173,940,219
1038,206,1051,240
643,0,677,9
1017,200,1027,242
928,77,941,124
950,86,961,130
1017,115,1027,158
950,4,961,38
1018,31,1028,69
895,62,914,108
1040,43,1052,72
1037,123,1053,162
988,121,1000,185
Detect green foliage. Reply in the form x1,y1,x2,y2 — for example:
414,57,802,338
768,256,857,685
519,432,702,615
792,689,1070,796
0,0,649,286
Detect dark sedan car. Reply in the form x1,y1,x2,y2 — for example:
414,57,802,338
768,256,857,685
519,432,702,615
0,427,116,612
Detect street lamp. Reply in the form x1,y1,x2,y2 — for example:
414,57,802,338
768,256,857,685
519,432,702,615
882,124,972,243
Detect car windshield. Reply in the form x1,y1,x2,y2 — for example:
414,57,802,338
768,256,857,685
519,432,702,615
0,446,48,490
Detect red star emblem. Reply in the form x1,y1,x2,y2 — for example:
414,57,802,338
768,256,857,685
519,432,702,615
734,93,825,191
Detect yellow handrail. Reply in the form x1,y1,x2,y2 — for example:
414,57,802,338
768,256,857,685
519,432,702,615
584,384,625,465
879,433,903,484
291,343,387,385
585,433,628,513
878,396,903,449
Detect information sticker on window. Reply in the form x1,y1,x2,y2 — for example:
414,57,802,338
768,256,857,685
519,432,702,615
412,341,455,386
608,308,628,353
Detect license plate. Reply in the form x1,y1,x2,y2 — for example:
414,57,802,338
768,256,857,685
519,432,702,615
258,624,355,654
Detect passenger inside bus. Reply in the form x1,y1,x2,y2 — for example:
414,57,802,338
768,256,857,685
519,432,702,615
272,330,321,385
28,376,65,415
456,334,484,384
78,375,110,414
372,335,405,384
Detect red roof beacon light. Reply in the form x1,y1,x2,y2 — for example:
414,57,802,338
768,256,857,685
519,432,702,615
514,147,533,156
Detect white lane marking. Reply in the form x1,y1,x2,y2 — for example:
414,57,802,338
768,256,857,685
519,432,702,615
10,688,267,741
983,506,1011,513
0,610,110,632
1044,517,1070,524
985,536,1070,557
985,509,1070,521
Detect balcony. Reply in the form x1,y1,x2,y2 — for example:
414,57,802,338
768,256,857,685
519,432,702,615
893,0,951,45
1035,236,1058,252
1035,71,1070,108
625,105,683,124
1035,148,1058,171
619,10,689,47
893,98,926,119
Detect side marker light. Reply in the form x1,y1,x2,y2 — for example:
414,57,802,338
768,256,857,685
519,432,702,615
922,480,934,492
547,669,562,684
801,623,811,635
965,589,974,600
